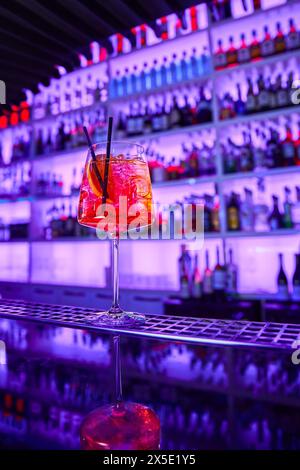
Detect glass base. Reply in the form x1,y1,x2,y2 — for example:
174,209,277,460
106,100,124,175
90,310,146,327
80,402,160,450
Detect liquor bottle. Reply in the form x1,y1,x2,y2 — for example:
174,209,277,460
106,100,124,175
178,244,191,298
170,53,179,83
291,187,300,228
277,253,289,300
240,131,253,171
261,25,275,57
160,57,169,86
274,22,286,54
126,103,137,136
286,18,300,50
131,65,139,94
240,188,254,232
294,121,300,166
268,195,282,230
238,33,250,64
246,78,257,114
169,95,182,128
257,74,270,111
116,112,127,139
253,128,265,169
227,192,240,231
292,254,300,301
235,84,246,116
254,178,269,232
65,202,76,237
150,60,159,89
192,254,202,298
203,250,213,296
265,128,280,168
281,125,295,166
226,248,238,296
196,87,212,123
35,129,44,156
51,84,61,115
275,74,289,108
282,187,293,229
140,63,150,91
212,246,226,297
180,51,189,82
211,187,220,232
214,39,227,70
250,29,261,61
74,77,82,109
226,36,238,67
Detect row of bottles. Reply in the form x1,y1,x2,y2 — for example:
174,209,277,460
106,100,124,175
115,87,212,138
219,71,296,120
0,220,29,241
222,122,300,173
0,162,31,199
34,168,81,197
147,141,216,182
109,48,212,99
277,252,300,300
43,200,93,240
33,77,108,120
178,245,237,299
226,183,300,232
215,19,300,69
35,108,106,156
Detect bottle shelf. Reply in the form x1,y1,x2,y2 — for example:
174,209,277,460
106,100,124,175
109,71,213,104
222,165,300,181
33,146,86,163
215,48,300,77
224,228,300,238
32,193,79,202
217,104,300,128
0,196,31,205
31,100,108,125
0,239,29,243
153,174,216,188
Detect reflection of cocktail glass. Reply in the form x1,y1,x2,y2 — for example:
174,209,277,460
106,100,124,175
80,336,161,450
78,141,153,327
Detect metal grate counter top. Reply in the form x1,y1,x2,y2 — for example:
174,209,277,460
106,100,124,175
0,299,299,351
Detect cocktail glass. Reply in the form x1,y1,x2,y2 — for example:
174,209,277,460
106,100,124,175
78,141,153,327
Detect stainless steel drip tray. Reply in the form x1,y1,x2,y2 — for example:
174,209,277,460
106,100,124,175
0,298,299,351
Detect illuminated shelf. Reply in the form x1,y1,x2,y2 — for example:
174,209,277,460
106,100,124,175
122,121,214,143
109,71,212,104
153,174,216,188
0,196,31,204
0,239,29,243
33,146,86,162
215,48,300,77
32,100,108,125
224,228,300,238
31,233,221,243
222,166,300,181
217,105,300,128
32,193,79,201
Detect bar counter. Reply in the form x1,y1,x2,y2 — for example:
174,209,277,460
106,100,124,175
0,299,300,351
1,299,300,450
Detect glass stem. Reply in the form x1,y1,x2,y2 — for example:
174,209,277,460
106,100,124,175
110,238,122,314
113,335,123,404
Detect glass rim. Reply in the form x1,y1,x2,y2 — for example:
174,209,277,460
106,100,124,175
90,141,144,155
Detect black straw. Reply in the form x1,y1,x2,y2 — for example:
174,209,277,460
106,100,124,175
103,116,113,204
83,125,105,193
